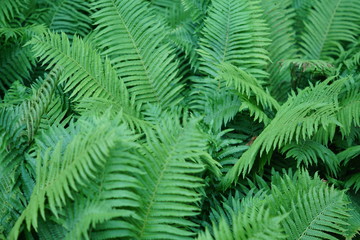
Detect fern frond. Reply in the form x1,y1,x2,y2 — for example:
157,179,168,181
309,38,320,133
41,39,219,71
87,148,143,239
197,0,270,79
207,128,247,174
17,69,61,142
8,115,138,239
134,114,211,239
0,45,36,91
281,140,339,176
28,31,145,130
337,86,360,136
180,0,210,21
270,171,350,240
221,78,346,188
218,63,280,112
281,59,337,76
345,174,360,193
345,197,360,239
0,24,46,43
91,0,183,110
259,0,297,102
197,204,286,240
337,145,360,165
292,0,315,41
0,175,26,238
238,96,272,125
26,0,92,38
0,107,26,173
202,89,241,132
300,0,360,60
0,0,29,26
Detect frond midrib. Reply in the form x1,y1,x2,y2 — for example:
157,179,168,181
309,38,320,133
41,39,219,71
296,191,344,239
138,134,191,238
109,0,162,105
35,38,121,106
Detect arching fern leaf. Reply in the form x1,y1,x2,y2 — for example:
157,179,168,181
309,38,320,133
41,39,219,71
197,0,270,79
27,31,146,131
221,77,346,188
91,0,184,110
300,0,360,60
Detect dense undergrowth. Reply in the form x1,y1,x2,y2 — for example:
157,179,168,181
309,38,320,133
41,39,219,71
1,0,360,239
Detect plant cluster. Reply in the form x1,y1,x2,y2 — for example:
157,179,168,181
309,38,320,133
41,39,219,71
1,0,360,239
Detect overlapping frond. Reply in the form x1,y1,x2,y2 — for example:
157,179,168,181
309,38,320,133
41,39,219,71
17,70,60,142
300,0,360,60
217,63,280,125
281,140,339,175
221,78,346,188
337,86,360,136
269,171,350,240
292,0,315,41
197,0,270,79
202,89,241,132
0,0,29,26
27,31,146,130
26,0,92,38
0,45,36,91
197,204,286,240
0,107,26,173
91,0,183,110
134,113,213,239
337,145,360,165
8,115,139,240
259,0,297,101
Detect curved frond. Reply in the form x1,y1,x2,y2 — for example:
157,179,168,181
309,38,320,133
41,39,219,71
337,86,360,136
91,0,183,110
0,0,29,26
292,0,316,41
17,69,61,142
221,78,346,188
197,204,286,240
0,45,36,91
345,174,360,193
259,0,297,101
300,0,360,60
26,0,92,38
202,89,241,132
27,31,146,130
8,115,139,240
270,171,350,240
337,145,360,165
281,140,339,176
197,0,270,79
218,63,280,111
135,114,212,239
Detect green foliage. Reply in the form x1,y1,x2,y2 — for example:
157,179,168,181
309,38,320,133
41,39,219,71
91,0,184,110
1,0,360,239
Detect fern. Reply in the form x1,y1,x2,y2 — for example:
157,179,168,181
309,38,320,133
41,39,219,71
197,0,270,79
8,114,140,239
269,171,350,240
1,1,360,239
221,77,346,188
0,45,36,91
91,0,184,110
0,0,29,26
281,140,339,176
300,0,360,60
197,205,286,240
220,63,279,110
259,0,298,101
134,113,214,239
27,31,147,131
